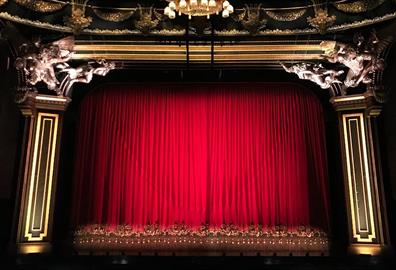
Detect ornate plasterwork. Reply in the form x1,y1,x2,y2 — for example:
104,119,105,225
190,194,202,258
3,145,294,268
1,10,396,36
233,5,267,35
93,8,135,22
307,8,336,34
280,32,393,101
333,0,385,13
14,0,66,13
265,8,307,22
14,36,115,97
281,62,344,89
134,5,160,34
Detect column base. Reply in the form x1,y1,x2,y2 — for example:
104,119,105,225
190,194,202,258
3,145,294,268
17,242,52,254
348,244,388,256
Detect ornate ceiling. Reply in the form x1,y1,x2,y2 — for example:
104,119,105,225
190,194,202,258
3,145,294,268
0,0,395,36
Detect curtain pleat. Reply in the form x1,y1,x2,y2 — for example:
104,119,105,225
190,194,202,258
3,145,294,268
72,84,330,231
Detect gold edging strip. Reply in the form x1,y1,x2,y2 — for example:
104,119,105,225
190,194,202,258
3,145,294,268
24,113,59,241
342,113,376,243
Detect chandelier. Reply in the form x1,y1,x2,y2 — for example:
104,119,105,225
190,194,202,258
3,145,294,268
164,0,234,19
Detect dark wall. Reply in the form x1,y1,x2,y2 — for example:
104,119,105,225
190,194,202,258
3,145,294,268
0,38,22,252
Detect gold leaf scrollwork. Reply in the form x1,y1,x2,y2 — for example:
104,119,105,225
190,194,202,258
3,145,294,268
64,1,92,34
333,0,385,13
234,5,267,35
93,8,135,22
134,5,159,34
265,8,307,22
307,8,336,34
14,0,66,13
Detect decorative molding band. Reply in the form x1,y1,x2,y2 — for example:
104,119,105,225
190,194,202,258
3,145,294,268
73,41,326,62
74,224,329,255
1,11,396,36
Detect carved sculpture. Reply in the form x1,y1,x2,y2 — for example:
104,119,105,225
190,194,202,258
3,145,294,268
15,36,75,90
15,36,115,97
57,60,115,96
321,31,391,88
281,62,344,89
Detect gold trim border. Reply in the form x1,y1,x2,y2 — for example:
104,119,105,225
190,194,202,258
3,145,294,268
24,112,59,241
342,113,376,243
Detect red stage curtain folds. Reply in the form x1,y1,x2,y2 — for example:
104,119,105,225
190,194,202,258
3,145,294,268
72,83,330,232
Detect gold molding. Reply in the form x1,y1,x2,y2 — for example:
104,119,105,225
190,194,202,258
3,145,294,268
342,113,376,243
72,42,326,61
24,112,59,241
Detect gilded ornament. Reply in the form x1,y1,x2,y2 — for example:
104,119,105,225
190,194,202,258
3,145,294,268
14,0,66,13
64,3,92,34
265,8,307,22
0,0,7,7
233,5,267,35
93,8,135,22
134,5,160,34
307,8,336,34
333,0,385,13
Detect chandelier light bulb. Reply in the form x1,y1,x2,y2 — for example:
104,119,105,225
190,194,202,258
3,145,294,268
201,0,208,6
179,0,187,8
190,0,198,6
226,5,234,13
209,0,216,7
164,6,171,16
222,9,229,18
169,10,176,19
223,0,230,8
169,1,176,10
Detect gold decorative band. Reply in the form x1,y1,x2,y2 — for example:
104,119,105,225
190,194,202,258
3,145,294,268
24,112,59,241
342,113,376,243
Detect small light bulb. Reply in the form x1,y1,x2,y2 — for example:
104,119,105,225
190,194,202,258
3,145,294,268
227,5,234,13
222,9,229,18
169,1,176,10
190,0,198,6
180,0,187,8
201,0,208,6
223,1,230,9
169,10,176,19
164,6,171,16
209,0,216,7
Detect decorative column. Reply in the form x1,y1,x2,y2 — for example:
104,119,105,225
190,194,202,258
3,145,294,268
331,93,390,255
15,92,70,253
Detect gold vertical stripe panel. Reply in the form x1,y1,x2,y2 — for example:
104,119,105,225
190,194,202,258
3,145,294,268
24,113,59,241
342,113,376,243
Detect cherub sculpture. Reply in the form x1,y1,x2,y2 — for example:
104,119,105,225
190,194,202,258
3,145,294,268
321,31,391,88
15,36,74,90
281,62,344,89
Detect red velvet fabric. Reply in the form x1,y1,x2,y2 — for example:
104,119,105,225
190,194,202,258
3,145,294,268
72,83,330,231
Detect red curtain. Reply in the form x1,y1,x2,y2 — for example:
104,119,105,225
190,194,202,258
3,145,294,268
72,83,330,231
